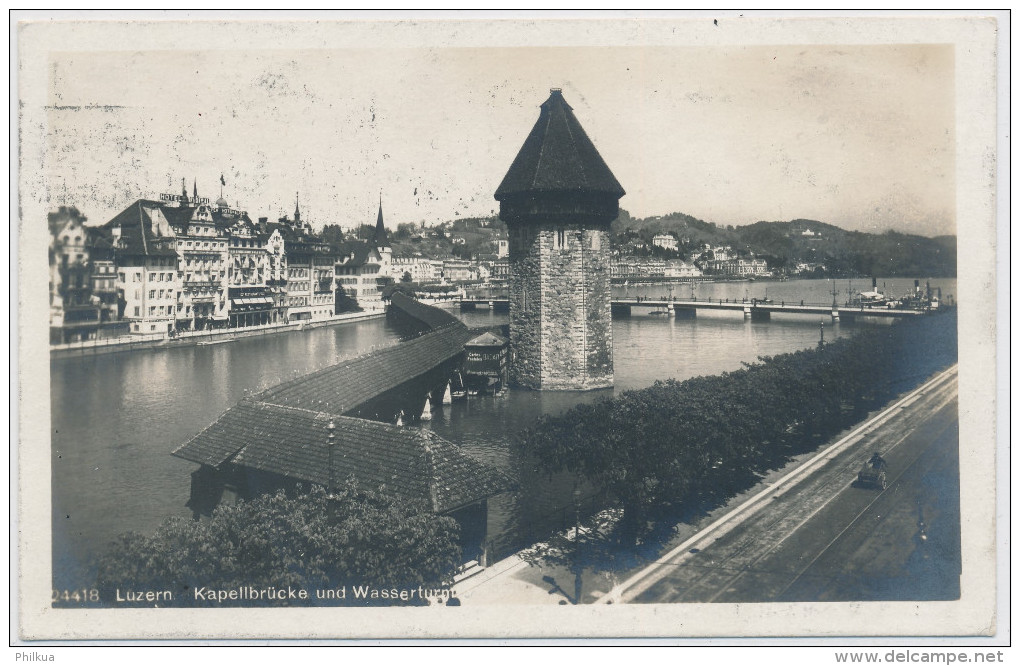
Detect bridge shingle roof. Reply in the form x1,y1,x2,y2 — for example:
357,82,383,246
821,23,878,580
173,402,511,513
254,323,472,415
171,297,510,513
388,291,462,330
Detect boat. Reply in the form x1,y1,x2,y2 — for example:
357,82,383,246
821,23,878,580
854,290,889,307
853,278,888,308
450,372,468,402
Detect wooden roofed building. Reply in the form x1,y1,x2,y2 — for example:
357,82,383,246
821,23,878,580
173,315,509,563
463,331,509,395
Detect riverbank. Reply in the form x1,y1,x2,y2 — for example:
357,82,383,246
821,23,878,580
49,308,387,360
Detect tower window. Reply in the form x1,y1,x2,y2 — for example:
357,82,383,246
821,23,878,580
555,228,566,249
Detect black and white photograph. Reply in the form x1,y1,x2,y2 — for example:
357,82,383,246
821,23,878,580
14,12,1004,645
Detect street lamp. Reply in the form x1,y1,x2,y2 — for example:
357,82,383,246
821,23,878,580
572,485,582,605
327,419,336,495
573,486,581,540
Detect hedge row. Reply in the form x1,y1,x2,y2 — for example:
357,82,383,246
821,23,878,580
517,310,958,542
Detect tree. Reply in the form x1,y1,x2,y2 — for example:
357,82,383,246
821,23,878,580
95,481,461,607
401,271,413,283
394,223,417,240
382,281,415,300
335,285,362,313
321,224,345,251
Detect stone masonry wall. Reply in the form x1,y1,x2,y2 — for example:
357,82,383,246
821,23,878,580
581,228,613,386
508,222,613,390
508,225,543,389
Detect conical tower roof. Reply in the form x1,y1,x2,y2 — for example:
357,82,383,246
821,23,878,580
495,89,625,201
372,196,389,247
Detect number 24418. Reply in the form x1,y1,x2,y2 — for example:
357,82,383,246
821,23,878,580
52,589,99,603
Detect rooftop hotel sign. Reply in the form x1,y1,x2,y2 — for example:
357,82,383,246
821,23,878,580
160,193,210,205
158,193,247,217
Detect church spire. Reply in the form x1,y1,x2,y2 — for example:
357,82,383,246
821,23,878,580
373,192,389,248
294,192,301,223
193,178,198,201
180,177,189,206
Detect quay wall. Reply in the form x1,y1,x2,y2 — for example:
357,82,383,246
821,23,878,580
49,308,386,360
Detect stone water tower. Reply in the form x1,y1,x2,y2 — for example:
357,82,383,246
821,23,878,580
495,89,625,390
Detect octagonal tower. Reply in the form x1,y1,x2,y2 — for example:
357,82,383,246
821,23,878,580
495,89,625,390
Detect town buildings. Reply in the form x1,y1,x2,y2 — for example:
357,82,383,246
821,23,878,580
651,233,679,252
441,259,477,282
611,258,703,280
390,256,443,284
48,206,125,342
49,183,346,339
104,199,184,335
275,203,338,324
706,257,770,277
335,242,384,309
225,214,273,328
333,200,399,311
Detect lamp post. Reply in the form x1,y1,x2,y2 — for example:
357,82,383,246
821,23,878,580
572,485,582,605
327,419,336,495
573,486,581,541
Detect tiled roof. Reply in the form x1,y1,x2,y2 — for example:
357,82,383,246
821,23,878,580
85,226,115,250
103,200,179,257
466,331,507,347
158,204,197,230
173,402,512,512
252,323,473,416
389,292,462,330
495,89,625,200
171,296,503,512
336,240,380,268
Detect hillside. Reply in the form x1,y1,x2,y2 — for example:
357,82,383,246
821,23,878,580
375,208,955,278
613,212,956,278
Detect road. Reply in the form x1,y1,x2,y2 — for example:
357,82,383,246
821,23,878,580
621,367,960,604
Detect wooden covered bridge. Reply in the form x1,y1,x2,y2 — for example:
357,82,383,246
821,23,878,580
173,294,510,564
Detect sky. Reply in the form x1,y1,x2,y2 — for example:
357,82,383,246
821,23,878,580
44,43,955,237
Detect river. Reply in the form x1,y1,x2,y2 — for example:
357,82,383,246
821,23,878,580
50,277,956,586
